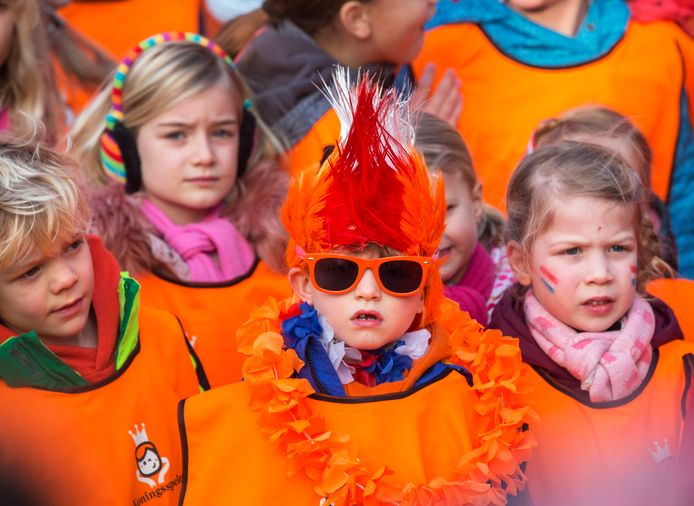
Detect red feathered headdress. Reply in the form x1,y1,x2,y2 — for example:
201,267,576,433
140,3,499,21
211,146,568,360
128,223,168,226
282,69,446,324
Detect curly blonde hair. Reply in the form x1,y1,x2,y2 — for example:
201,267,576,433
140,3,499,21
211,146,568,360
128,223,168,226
0,129,88,269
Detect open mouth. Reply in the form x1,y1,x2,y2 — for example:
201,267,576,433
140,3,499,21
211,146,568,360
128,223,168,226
351,310,383,323
582,298,613,307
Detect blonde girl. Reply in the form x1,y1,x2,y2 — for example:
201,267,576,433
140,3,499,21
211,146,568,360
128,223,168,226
69,33,290,387
491,141,693,506
415,112,511,324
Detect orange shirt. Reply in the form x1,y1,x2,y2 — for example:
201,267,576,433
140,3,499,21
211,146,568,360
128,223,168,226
0,306,201,506
286,108,340,175
179,370,480,504
523,339,693,506
647,278,694,341
59,0,201,58
138,259,291,387
413,21,690,209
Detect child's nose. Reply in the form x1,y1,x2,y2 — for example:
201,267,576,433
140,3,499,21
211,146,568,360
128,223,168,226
354,268,381,300
192,133,215,166
585,253,613,284
49,261,79,293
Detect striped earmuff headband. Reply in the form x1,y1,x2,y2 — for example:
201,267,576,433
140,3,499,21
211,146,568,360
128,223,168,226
99,31,255,193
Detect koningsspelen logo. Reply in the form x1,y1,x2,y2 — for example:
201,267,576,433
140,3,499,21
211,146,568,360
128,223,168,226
128,423,170,488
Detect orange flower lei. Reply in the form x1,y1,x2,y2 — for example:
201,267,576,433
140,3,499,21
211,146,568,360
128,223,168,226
237,298,537,506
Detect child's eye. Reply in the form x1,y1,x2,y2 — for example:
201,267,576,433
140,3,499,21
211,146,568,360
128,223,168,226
66,239,85,254
609,244,627,253
446,203,457,213
562,247,581,256
19,265,42,280
164,131,185,141
212,129,234,139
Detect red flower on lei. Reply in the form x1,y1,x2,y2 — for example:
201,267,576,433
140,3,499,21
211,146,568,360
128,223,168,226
237,297,537,505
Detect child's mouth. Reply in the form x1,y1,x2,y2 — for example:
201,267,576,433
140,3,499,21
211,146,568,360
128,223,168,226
357,314,378,320
351,310,383,326
581,297,614,315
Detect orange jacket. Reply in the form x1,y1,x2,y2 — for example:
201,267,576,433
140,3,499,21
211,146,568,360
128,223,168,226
647,278,694,342
0,306,201,506
522,339,693,506
413,21,691,209
138,259,291,387
286,107,341,176
59,0,200,58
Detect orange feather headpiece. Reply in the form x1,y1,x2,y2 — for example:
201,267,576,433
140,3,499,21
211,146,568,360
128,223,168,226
282,69,446,324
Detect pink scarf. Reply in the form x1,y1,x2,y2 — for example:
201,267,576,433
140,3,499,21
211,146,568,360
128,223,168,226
524,291,655,402
444,243,495,325
140,199,255,283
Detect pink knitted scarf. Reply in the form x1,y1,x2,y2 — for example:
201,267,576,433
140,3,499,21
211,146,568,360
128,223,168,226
443,243,495,325
140,199,254,283
524,290,655,402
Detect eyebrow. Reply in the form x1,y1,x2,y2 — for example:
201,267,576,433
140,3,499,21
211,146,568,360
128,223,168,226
156,118,238,128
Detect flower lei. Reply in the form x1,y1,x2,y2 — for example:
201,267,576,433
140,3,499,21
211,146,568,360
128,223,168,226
237,297,537,506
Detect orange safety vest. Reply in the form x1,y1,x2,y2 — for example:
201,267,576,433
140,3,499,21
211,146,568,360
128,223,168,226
178,369,480,504
0,306,201,506
138,259,292,387
413,21,690,210
286,108,341,175
523,339,693,506
59,0,201,59
647,278,694,342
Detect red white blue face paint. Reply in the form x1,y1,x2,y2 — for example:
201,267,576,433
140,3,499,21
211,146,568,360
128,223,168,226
540,265,558,294
631,264,637,286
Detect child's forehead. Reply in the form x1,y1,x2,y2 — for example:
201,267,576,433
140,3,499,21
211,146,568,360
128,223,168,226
11,230,83,268
329,244,403,259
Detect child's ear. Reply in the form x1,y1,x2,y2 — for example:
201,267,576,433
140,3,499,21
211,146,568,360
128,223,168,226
338,1,372,40
507,241,532,286
472,183,484,224
288,267,313,303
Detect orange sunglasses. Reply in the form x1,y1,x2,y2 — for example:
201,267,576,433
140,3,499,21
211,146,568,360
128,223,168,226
304,253,431,297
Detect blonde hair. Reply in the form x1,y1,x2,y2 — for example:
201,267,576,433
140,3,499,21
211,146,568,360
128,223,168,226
1,0,63,137
69,40,288,271
532,105,652,187
0,130,89,270
414,112,505,249
43,4,114,91
507,141,668,292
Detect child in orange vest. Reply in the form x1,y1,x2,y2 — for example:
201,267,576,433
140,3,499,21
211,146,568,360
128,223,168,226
415,112,512,325
177,70,535,505
69,32,291,388
0,135,204,505
221,0,462,174
413,0,694,278
489,141,694,506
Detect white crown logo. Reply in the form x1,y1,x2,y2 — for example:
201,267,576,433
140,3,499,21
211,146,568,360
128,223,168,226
128,423,150,446
649,438,673,464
